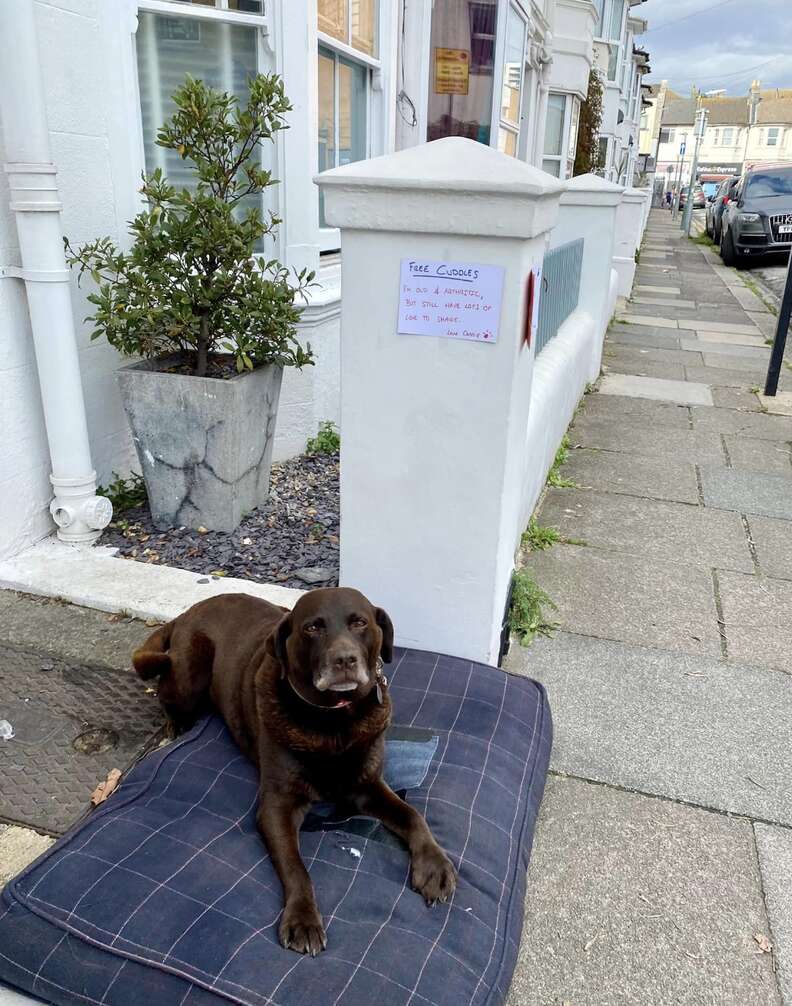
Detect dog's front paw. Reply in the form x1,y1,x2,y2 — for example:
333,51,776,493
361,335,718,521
411,844,457,906
279,899,327,956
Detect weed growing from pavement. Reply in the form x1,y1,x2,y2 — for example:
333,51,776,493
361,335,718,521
509,570,559,645
547,436,579,488
692,233,715,247
98,472,147,512
522,519,586,551
306,421,340,455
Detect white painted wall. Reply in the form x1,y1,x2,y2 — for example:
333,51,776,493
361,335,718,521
613,188,647,299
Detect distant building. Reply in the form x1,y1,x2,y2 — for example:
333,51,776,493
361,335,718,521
654,79,792,189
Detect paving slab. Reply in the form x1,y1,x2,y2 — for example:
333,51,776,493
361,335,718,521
695,330,768,347
634,284,682,294
730,283,774,313
609,322,684,341
562,448,700,504
521,543,721,656
701,352,769,374
506,631,792,826
700,466,792,520
718,570,792,674
691,406,792,441
540,488,753,572
754,824,792,1005
616,314,679,329
509,776,781,1006
608,329,684,350
760,391,792,416
748,311,778,337
604,345,703,367
570,418,725,465
631,296,696,308
0,826,53,887
0,591,149,672
680,338,769,359
578,392,693,428
724,435,792,476
685,365,773,389
713,387,765,411
606,358,687,380
748,514,792,580
693,320,762,336
597,373,713,406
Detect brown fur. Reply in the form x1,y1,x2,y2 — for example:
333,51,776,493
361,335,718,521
133,588,456,955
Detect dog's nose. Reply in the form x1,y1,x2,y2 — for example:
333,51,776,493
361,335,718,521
333,653,358,670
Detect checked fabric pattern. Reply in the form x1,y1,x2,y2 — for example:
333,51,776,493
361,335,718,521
0,648,552,1006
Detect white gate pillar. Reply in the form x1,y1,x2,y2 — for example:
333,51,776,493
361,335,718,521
317,138,563,664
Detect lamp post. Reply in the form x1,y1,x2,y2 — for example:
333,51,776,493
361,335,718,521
681,107,709,236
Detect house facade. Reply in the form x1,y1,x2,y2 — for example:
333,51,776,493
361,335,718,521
0,0,647,562
654,81,792,190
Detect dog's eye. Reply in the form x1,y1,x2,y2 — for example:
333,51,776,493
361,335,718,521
304,621,323,635
350,616,368,629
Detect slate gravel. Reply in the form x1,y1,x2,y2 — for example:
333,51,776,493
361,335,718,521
100,453,339,589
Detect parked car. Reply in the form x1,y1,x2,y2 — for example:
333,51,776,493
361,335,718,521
719,165,792,267
706,176,739,242
679,183,705,209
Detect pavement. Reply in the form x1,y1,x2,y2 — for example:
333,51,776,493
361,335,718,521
506,209,792,1005
1,212,791,1004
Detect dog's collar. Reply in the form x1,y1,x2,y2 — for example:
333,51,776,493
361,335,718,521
284,659,388,712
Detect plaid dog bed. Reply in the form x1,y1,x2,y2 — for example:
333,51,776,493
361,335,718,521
0,648,552,1006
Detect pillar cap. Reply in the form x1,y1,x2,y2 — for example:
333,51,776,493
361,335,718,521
561,172,624,207
315,137,564,238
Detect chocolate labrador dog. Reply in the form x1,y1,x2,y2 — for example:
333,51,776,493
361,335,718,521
133,588,456,955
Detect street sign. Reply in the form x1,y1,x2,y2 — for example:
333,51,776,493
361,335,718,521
679,142,686,155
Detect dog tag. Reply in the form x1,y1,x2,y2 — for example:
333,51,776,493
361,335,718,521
376,683,383,704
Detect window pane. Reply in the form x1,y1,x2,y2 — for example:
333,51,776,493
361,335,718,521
607,44,618,81
427,0,497,146
351,0,377,56
567,97,580,164
318,0,348,43
542,158,561,177
137,12,258,192
500,7,525,128
498,128,517,157
593,0,606,36
317,48,336,226
609,0,624,40
544,93,566,157
228,0,264,10
338,58,367,166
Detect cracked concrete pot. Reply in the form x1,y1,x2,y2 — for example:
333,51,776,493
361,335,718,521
116,357,283,533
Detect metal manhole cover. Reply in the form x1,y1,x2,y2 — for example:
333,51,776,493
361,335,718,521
0,644,165,835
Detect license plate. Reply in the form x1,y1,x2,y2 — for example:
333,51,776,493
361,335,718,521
779,225,792,234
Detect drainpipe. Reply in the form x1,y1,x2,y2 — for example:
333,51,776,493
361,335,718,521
0,0,112,544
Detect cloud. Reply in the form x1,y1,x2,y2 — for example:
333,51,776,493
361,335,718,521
638,0,792,94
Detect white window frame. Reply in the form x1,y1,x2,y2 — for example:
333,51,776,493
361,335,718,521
767,126,780,147
494,2,529,158
317,5,382,252
721,126,734,146
542,91,578,178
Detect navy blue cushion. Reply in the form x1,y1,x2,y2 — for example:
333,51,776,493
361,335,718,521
0,648,552,1006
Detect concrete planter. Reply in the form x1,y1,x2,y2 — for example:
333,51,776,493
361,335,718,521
116,357,283,533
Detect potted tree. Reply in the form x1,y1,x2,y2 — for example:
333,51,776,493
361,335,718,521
66,74,314,533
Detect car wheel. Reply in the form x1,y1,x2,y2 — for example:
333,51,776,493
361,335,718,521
720,226,737,267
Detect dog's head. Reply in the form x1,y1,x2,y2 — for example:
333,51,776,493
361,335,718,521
269,587,394,710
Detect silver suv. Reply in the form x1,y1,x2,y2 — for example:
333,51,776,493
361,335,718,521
719,165,792,267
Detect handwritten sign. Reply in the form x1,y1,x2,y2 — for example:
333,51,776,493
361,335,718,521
397,259,505,344
434,48,470,95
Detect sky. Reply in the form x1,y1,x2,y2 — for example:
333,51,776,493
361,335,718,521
638,0,792,96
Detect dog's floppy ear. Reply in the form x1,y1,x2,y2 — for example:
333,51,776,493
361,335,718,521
375,607,394,664
268,611,293,678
